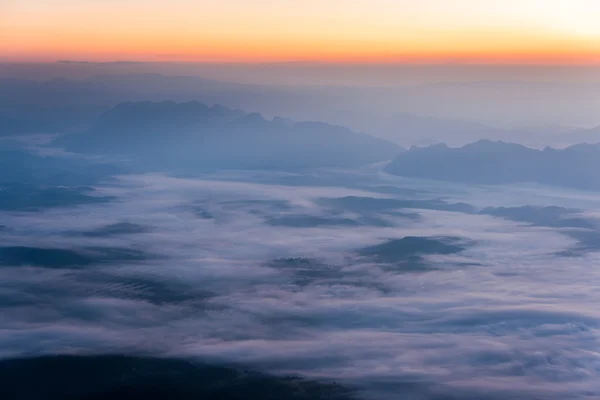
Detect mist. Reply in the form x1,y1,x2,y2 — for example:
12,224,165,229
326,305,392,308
2,62,600,147
1,59,600,400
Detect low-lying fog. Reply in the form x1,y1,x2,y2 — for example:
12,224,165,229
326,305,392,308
2,164,599,399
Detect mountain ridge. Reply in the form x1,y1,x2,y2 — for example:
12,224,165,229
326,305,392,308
386,139,600,191
57,100,404,171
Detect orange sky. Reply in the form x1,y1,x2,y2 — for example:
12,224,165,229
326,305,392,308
2,0,600,64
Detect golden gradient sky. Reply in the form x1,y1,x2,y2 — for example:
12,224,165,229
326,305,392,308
2,0,600,63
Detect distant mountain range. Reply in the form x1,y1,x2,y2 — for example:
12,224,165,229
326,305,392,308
385,140,600,191
0,149,120,186
57,101,403,170
0,148,120,211
3,74,598,147
561,126,600,145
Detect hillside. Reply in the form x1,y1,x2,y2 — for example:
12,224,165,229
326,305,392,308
385,140,600,191
58,101,403,170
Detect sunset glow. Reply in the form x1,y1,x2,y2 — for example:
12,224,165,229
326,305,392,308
2,0,600,63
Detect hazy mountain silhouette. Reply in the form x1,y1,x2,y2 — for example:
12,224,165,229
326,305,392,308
0,184,113,211
480,206,596,229
561,125,600,145
317,196,475,214
0,246,154,269
76,222,152,237
0,149,121,186
0,115,41,136
6,75,596,147
385,140,600,191
338,110,514,146
358,236,467,271
477,205,600,256
0,148,120,210
57,101,402,170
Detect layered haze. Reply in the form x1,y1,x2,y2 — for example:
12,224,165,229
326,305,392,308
2,1,600,399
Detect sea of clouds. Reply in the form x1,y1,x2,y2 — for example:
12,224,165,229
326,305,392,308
1,168,599,399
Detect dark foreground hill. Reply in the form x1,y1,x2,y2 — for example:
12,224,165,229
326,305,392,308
57,101,402,171
385,140,600,191
0,355,354,400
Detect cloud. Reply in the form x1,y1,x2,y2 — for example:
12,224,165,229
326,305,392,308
56,60,144,65
0,169,599,399
74,222,152,238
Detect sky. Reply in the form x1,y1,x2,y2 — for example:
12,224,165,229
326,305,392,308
1,0,600,63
